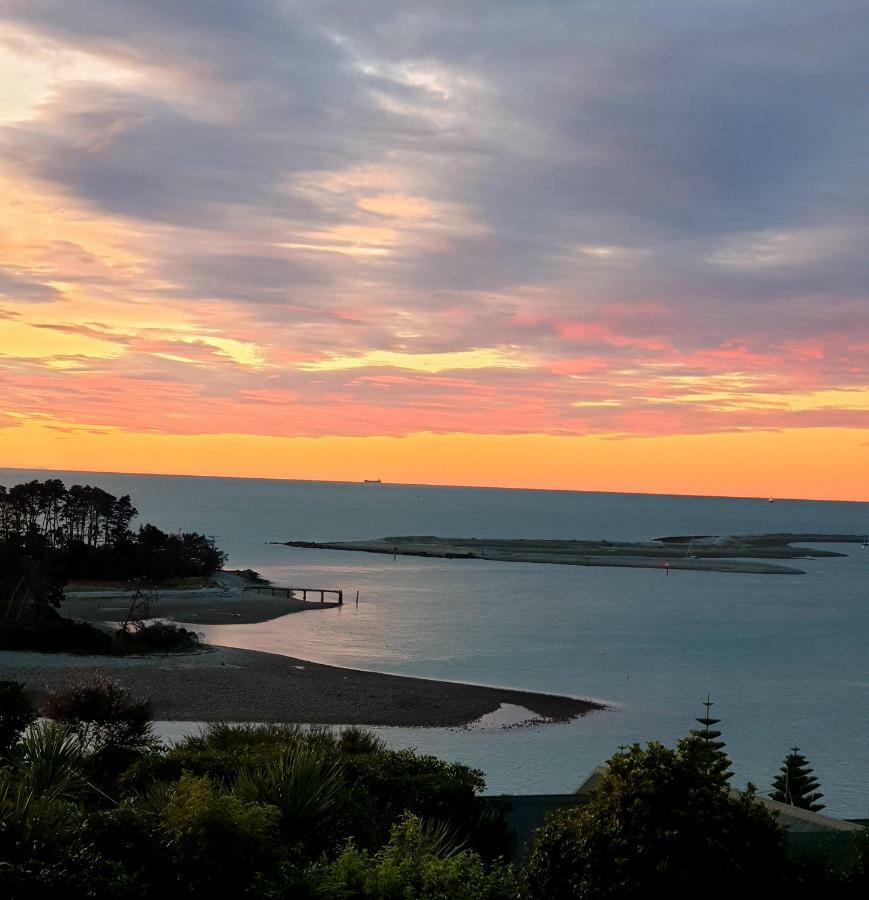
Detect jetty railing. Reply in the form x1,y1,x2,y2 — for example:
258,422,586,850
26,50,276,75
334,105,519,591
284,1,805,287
244,585,344,605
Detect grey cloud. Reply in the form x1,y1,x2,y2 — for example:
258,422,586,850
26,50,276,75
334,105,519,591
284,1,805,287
0,0,867,357
0,270,60,301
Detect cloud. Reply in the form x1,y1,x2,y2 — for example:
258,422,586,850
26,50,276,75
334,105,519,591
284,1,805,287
0,1,866,443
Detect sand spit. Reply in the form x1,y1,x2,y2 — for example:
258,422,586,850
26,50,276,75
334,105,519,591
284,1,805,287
274,533,860,575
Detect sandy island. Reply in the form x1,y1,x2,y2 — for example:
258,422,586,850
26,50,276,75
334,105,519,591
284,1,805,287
279,532,865,575
2,573,602,727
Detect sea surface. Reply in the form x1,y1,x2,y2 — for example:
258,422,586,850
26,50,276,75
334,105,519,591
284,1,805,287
3,468,868,816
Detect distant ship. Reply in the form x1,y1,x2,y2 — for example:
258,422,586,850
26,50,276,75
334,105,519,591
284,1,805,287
363,479,383,484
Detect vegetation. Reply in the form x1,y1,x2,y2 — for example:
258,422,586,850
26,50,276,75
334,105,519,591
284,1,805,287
772,746,825,811
0,680,36,756
0,478,221,654
526,741,786,899
0,680,865,897
678,694,734,783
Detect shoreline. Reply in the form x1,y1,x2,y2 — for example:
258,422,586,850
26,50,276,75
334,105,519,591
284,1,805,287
5,572,604,727
61,571,336,626
1,644,604,728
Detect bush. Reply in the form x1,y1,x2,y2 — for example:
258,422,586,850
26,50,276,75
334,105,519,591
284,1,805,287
233,745,345,847
307,813,519,900
0,617,112,654
160,774,281,897
113,621,200,654
525,741,788,899
0,679,36,756
12,720,89,802
42,675,153,772
118,723,512,862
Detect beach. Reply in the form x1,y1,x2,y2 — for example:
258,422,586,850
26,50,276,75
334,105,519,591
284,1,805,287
1,645,601,727
61,571,340,626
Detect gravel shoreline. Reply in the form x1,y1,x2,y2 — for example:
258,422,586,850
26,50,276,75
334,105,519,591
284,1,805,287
1,644,603,727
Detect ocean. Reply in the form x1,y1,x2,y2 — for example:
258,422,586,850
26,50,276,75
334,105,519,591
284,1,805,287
2,468,867,816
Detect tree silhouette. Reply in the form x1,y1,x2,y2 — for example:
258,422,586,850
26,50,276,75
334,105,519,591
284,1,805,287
678,694,734,784
771,746,824,811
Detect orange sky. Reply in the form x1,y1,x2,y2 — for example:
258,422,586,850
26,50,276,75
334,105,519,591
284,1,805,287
3,417,868,502
1,4,867,500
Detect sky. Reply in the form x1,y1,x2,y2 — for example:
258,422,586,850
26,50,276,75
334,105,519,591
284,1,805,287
0,1,867,500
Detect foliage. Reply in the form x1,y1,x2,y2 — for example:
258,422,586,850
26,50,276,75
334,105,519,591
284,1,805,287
338,724,387,755
0,534,67,622
233,744,345,846
113,620,200,654
677,694,734,783
12,720,90,802
160,774,282,897
238,568,268,584
307,813,520,900
41,675,154,773
525,741,787,899
0,678,36,756
0,479,227,611
771,746,825,811
121,723,507,860
0,615,113,654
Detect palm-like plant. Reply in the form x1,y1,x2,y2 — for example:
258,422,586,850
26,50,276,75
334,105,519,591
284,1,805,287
0,770,78,853
233,745,344,839
13,720,88,801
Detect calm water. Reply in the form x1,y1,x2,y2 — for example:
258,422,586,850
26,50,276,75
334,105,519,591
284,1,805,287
3,468,868,815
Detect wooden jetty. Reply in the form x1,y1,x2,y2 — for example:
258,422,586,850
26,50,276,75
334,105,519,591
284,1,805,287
244,585,344,605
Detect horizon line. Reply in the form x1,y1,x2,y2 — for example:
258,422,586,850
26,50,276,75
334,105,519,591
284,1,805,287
1,463,866,507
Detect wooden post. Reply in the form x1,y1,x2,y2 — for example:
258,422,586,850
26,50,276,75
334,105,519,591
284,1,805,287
320,590,324,603
355,590,359,606
338,590,343,605
303,589,307,600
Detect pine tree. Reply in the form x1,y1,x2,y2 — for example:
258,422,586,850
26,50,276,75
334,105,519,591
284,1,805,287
678,694,734,785
771,746,824,811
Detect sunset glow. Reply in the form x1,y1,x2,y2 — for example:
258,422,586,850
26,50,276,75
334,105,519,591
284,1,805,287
1,3,867,499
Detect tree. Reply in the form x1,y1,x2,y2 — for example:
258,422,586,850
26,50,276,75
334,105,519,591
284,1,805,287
525,741,787,899
771,746,824,811
0,679,36,756
678,694,734,784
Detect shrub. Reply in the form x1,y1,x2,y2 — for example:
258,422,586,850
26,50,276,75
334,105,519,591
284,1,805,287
338,725,387,755
0,617,113,654
307,813,519,900
525,741,788,899
159,774,281,897
113,621,200,654
42,675,153,771
233,745,345,847
12,720,89,802
0,679,36,756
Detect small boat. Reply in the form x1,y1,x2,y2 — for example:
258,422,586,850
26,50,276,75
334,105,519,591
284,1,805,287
768,498,775,503
363,479,383,484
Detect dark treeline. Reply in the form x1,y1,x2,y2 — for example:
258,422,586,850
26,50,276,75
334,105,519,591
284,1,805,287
0,479,226,622
0,480,136,549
